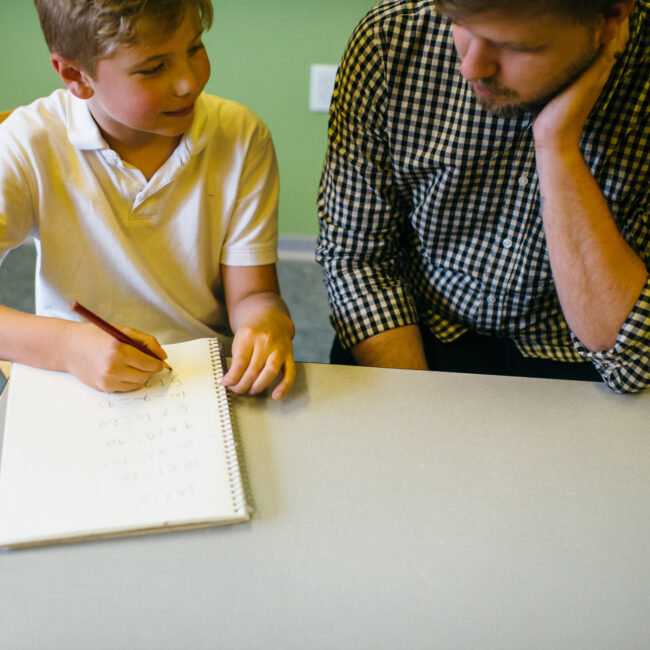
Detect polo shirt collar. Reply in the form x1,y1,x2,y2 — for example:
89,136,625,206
178,92,212,157
66,93,109,151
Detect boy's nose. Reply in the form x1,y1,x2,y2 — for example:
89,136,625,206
459,38,498,81
173,64,201,97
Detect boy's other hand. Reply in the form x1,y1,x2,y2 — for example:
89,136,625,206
221,308,296,400
65,322,166,393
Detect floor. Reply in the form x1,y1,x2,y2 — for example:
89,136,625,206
0,240,334,391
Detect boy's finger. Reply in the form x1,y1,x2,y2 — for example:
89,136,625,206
248,353,285,395
114,360,158,382
222,345,254,386
119,343,166,372
226,359,267,394
117,325,168,359
111,379,150,393
271,357,296,400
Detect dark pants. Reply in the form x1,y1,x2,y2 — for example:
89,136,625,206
330,327,602,383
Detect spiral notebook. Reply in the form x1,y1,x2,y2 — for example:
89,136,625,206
0,337,250,549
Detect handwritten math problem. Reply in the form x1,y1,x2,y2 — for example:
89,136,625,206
93,369,204,506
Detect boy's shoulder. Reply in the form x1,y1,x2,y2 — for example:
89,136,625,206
1,89,68,134
0,89,78,155
191,93,272,149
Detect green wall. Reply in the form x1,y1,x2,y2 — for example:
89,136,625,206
0,1,375,236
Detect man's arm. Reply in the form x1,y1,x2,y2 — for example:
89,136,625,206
351,325,429,369
317,13,423,368
533,13,648,353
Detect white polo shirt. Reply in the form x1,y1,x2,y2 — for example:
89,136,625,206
0,89,279,346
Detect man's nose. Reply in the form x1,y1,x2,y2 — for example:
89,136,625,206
459,38,498,81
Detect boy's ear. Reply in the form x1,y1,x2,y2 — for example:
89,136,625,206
599,0,636,44
50,54,95,100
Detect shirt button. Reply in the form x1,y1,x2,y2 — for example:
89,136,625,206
486,295,496,304
518,175,529,187
503,238,513,249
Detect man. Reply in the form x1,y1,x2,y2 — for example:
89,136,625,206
316,0,649,393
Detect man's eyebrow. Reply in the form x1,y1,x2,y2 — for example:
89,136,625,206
450,18,547,52
131,29,204,66
492,39,547,51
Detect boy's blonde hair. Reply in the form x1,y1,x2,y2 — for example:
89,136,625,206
34,0,213,75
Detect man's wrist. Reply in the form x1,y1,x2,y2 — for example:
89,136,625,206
534,143,586,177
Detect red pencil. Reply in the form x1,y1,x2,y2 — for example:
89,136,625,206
70,302,172,371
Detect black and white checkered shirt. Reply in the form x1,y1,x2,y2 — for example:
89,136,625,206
316,0,650,393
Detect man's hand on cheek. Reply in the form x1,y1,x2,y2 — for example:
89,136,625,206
533,18,630,153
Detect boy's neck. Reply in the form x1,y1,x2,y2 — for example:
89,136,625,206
104,132,183,181
89,108,183,181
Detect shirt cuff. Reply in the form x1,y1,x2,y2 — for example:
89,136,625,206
329,283,419,349
571,276,650,393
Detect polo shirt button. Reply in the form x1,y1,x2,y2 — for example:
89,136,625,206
503,238,513,249
518,175,529,187
486,295,496,304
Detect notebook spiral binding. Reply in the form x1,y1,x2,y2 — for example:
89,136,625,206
208,338,254,516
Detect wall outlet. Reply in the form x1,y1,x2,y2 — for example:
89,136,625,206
309,64,338,113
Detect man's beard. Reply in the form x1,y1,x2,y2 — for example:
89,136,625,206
472,43,602,118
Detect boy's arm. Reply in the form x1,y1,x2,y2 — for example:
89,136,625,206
220,264,295,400
0,305,166,392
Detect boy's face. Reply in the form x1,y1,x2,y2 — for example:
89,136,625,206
450,10,604,116
84,9,211,145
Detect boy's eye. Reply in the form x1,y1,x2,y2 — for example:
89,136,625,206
189,42,205,55
137,62,164,76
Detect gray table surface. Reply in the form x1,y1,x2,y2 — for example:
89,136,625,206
1,362,649,650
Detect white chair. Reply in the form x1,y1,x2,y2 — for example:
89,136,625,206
0,109,14,379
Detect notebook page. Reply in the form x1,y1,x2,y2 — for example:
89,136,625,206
0,338,244,547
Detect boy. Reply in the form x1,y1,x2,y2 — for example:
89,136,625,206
0,0,295,399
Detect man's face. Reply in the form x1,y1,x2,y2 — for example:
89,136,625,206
450,10,604,116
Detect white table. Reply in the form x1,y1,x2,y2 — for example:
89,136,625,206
1,363,649,650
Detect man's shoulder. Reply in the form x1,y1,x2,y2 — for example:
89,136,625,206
348,0,450,60
363,0,438,23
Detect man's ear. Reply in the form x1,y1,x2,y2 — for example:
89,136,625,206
50,54,95,100
599,0,636,44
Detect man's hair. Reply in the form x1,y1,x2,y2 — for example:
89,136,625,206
33,0,213,74
435,0,619,23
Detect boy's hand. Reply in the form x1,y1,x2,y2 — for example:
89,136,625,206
221,264,296,400
533,18,630,153
221,307,295,400
65,322,166,393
